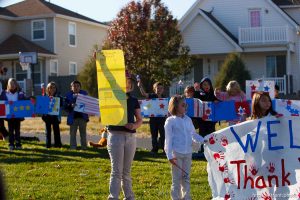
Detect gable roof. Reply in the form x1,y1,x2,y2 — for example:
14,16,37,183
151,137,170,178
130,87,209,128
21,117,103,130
272,0,300,6
0,34,55,55
4,0,106,26
0,7,17,17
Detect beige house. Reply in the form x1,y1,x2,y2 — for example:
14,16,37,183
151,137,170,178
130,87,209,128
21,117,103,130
0,0,108,94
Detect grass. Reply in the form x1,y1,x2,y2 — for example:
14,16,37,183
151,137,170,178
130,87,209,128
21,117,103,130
1,117,229,199
0,141,211,200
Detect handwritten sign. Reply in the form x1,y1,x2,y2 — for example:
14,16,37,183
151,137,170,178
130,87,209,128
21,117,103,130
204,117,300,199
246,80,275,100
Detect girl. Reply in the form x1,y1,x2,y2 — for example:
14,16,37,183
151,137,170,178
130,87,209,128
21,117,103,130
251,92,277,119
215,80,247,125
42,82,62,148
198,77,219,137
164,95,204,200
0,78,26,150
107,72,143,200
138,80,166,154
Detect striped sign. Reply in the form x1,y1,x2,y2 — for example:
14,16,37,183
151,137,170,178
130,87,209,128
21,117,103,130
74,94,100,116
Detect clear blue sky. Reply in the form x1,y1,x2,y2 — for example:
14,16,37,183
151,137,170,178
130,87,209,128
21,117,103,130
0,0,196,22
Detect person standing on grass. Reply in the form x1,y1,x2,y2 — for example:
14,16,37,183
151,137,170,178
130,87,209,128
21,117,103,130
0,80,8,141
164,95,204,200
64,80,89,150
42,82,62,148
137,80,166,154
0,78,26,150
107,71,143,200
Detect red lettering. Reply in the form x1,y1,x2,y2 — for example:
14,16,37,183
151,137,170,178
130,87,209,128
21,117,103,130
255,176,267,189
243,165,254,189
230,160,246,189
268,175,279,187
281,159,291,186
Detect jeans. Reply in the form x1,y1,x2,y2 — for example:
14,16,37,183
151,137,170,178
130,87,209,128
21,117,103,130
7,119,21,147
69,118,87,149
45,116,62,148
170,152,192,200
107,130,136,200
149,117,166,151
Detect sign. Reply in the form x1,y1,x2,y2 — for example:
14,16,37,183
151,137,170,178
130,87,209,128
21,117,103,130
204,117,300,199
140,98,168,117
246,80,275,100
74,94,100,116
96,50,127,125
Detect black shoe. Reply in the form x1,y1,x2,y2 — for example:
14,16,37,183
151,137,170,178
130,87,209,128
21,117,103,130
150,149,158,154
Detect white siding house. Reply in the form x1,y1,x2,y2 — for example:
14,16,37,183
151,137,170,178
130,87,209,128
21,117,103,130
174,0,300,95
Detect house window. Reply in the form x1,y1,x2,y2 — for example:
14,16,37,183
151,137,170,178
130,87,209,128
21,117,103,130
69,62,77,75
249,9,261,27
266,55,286,77
15,61,41,85
69,22,76,46
50,60,58,76
32,19,46,40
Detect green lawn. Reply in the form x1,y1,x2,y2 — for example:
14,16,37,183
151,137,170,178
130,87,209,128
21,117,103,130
0,141,211,200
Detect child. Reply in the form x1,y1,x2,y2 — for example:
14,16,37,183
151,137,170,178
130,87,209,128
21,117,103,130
64,80,89,150
42,82,62,148
184,86,199,129
0,78,26,150
138,80,166,154
198,77,219,137
215,80,247,125
274,84,280,99
164,95,204,200
107,72,143,200
251,92,277,119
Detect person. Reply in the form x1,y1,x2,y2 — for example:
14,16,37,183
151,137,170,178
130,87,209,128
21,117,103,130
0,80,8,141
193,81,201,98
274,84,280,99
138,80,166,154
251,92,277,119
197,77,219,137
0,78,26,150
215,80,247,125
64,80,89,150
184,86,199,130
164,95,204,200
107,71,143,200
42,82,62,148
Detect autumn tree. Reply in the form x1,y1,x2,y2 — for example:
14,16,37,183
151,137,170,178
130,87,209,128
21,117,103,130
215,53,251,91
103,0,191,90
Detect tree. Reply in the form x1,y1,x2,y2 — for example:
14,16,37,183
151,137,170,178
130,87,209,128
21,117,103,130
103,0,191,91
215,53,251,91
77,45,99,97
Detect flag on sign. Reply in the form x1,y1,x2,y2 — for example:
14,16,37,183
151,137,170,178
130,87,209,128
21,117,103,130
186,98,203,118
74,94,100,116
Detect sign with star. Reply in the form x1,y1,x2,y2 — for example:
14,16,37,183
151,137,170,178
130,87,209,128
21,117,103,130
186,98,203,118
140,98,168,117
48,97,60,116
35,96,50,114
7,100,34,118
274,99,300,117
0,101,9,118
246,80,275,100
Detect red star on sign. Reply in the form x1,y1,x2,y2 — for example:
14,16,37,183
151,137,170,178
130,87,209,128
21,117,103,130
251,84,256,91
287,100,292,105
205,109,211,115
159,104,165,109
202,115,208,120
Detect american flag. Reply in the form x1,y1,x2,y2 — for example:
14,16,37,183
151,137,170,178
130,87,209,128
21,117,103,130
74,94,100,116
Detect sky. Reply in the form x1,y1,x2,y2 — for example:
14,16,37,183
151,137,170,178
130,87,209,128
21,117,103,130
0,0,197,22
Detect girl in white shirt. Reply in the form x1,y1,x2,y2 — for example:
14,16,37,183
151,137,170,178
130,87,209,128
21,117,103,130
164,95,204,200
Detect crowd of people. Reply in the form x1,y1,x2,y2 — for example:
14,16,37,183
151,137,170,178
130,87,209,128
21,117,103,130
0,74,281,200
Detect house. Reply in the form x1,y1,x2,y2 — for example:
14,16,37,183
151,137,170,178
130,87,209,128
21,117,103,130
0,0,108,94
172,0,300,96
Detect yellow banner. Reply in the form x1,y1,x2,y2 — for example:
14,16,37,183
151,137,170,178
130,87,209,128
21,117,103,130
96,50,127,125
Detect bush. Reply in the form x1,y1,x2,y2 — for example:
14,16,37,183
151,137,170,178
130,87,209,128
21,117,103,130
215,53,251,91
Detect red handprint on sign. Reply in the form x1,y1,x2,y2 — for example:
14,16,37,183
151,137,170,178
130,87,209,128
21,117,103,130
223,177,234,184
220,135,228,147
213,151,225,161
249,164,259,176
267,162,275,174
261,192,272,200
209,134,217,145
218,163,228,173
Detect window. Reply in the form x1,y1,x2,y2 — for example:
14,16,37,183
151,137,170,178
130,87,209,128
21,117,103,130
69,62,77,75
266,55,286,77
32,20,46,40
15,61,41,85
249,9,261,27
68,22,76,46
50,60,58,76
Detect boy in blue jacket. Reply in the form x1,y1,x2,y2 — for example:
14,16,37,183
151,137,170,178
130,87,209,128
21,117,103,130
65,80,89,150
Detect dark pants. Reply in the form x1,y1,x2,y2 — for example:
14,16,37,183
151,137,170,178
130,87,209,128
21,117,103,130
0,119,8,137
149,117,166,152
44,115,62,148
7,119,21,147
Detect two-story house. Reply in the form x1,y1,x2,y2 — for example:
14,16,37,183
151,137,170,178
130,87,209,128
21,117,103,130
0,0,108,94
172,0,300,96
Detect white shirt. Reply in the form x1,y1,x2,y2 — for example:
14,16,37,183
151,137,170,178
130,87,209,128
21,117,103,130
164,114,204,160
6,91,18,101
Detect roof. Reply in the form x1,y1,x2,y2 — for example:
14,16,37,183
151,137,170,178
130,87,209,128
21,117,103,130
4,0,106,25
272,0,300,6
0,7,17,17
0,34,55,55
201,9,239,44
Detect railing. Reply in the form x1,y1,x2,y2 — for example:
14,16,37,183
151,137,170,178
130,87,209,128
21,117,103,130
260,75,286,95
239,26,293,45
